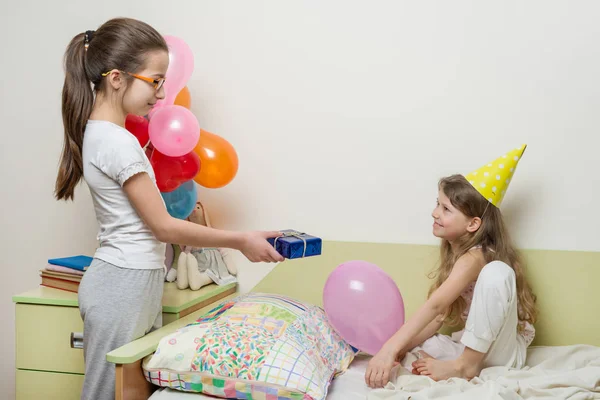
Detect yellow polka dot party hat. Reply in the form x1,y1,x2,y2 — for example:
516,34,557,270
463,144,527,207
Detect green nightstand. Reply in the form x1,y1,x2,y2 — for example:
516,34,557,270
13,282,236,400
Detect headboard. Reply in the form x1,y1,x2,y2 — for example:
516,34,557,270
252,241,600,347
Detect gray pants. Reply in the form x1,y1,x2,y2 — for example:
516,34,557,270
78,259,164,400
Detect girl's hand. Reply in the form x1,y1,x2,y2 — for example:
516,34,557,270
365,347,397,388
240,231,284,263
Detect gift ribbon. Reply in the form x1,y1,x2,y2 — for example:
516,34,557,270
273,230,308,258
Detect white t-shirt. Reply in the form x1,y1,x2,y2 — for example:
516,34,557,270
82,120,166,270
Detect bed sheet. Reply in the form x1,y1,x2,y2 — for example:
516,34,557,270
368,344,600,400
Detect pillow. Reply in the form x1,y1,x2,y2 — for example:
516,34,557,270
143,293,356,400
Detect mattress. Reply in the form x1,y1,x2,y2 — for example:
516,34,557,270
148,353,372,400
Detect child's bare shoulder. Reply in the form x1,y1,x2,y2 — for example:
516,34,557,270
458,247,487,271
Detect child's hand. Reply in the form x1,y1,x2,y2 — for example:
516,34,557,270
365,347,397,388
240,231,284,263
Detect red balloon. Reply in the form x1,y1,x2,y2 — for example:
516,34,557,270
150,149,201,192
145,142,154,160
125,114,150,147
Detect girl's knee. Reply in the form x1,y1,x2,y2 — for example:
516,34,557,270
478,261,515,288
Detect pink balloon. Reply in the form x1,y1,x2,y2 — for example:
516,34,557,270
148,105,200,157
157,35,195,108
147,104,163,120
323,260,405,356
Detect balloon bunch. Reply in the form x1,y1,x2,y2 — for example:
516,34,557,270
125,36,239,220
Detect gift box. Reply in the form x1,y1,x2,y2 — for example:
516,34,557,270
267,230,322,259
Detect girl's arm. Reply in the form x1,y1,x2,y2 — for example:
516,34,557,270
391,316,443,363
382,252,481,358
123,173,284,263
404,315,444,353
365,252,481,387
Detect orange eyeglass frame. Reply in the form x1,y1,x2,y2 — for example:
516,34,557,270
101,70,166,91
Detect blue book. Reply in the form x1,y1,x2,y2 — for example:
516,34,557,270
48,255,93,271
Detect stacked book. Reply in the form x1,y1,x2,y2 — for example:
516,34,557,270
40,256,93,293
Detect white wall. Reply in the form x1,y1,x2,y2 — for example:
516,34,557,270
2,1,599,397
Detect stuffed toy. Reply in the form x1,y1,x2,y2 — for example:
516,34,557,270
163,243,175,280
165,199,238,290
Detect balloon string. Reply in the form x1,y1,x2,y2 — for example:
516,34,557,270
273,231,307,258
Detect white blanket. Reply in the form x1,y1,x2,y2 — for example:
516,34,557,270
368,345,600,400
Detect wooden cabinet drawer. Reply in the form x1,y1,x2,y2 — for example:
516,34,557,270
16,303,85,373
16,369,84,400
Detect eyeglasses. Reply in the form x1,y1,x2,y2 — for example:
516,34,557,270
101,70,165,91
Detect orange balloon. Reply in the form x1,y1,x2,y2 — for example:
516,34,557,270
174,86,191,109
193,130,239,189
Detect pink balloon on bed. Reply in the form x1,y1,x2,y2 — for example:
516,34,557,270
323,260,405,356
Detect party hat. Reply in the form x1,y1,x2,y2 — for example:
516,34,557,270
463,144,527,207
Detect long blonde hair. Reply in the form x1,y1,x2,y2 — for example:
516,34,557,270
428,174,537,327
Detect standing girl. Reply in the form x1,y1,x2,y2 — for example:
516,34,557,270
365,145,537,388
55,18,284,400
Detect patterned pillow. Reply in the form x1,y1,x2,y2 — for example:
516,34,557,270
143,293,356,400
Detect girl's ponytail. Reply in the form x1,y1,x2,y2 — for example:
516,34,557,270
55,33,93,201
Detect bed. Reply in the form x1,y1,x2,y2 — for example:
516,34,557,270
107,240,600,399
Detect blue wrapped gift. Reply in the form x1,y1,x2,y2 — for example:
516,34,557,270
267,230,322,259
